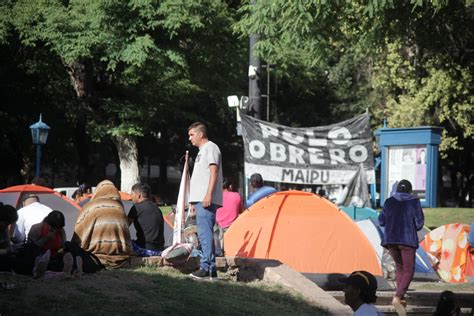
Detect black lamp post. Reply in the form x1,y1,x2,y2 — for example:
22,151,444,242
29,114,50,178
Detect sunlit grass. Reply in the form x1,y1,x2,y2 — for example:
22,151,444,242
423,208,474,229
0,267,327,315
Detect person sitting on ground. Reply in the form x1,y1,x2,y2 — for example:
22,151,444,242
215,178,243,256
245,173,277,208
128,183,164,257
72,180,132,269
0,203,48,278
28,210,78,277
72,183,93,207
340,270,384,315
0,203,18,272
15,194,53,244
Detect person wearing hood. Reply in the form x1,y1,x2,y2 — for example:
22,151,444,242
378,179,424,316
72,180,132,269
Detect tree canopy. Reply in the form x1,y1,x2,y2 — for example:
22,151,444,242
0,0,472,205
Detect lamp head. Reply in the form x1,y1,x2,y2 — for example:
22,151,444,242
29,114,50,145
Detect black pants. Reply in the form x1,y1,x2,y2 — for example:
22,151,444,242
5,243,66,275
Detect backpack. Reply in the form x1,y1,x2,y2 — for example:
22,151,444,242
64,241,105,273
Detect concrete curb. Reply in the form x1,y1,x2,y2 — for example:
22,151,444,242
250,259,352,316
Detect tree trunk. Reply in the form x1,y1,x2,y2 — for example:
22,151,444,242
64,60,94,98
112,135,140,193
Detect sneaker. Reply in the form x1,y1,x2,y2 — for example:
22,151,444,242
190,269,210,280
392,296,407,316
33,250,51,279
75,256,83,275
209,270,217,279
62,252,74,275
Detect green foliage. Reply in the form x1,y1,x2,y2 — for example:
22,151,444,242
389,65,473,154
0,1,12,44
8,0,242,141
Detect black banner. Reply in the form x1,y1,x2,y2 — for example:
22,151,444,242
241,112,375,185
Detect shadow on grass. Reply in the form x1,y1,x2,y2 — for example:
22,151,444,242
0,267,328,315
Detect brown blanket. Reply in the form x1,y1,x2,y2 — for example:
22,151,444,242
72,180,132,269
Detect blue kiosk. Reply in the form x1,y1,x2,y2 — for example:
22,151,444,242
375,126,442,208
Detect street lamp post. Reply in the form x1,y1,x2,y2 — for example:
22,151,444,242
29,114,50,178
261,64,276,121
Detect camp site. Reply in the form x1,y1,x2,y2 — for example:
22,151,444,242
1,1,474,315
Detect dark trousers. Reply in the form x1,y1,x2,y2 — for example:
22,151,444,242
388,244,416,298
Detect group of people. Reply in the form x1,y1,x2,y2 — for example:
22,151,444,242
186,118,450,316
1,120,443,315
0,195,78,278
1,121,278,283
0,179,166,279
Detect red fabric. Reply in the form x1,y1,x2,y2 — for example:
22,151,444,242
40,223,63,256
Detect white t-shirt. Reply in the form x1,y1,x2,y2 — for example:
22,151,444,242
16,202,53,242
354,303,384,316
189,141,223,206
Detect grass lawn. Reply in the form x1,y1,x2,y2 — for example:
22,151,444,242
0,267,327,315
423,208,474,229
160,205,173,217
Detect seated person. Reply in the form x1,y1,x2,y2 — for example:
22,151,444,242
15,194,53,243
128,183,164,257
28,210,75,276
72,180,132,269
340,270,383,315
72,183,93,207
0,203,18,272
245,173,277,208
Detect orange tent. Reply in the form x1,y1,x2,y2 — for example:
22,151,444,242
224,190,382,276
0,185,80,239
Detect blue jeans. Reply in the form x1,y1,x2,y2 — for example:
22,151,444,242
195,202,217,272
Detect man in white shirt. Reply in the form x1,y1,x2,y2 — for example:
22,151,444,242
187,122,223,280
15,194,53,243
340,270,384,316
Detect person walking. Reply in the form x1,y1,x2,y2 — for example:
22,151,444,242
378,179,424,316
187,122,223,279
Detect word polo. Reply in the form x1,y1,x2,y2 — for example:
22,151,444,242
247,123,369,165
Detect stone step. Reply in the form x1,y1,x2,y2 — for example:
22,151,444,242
327,290,474,308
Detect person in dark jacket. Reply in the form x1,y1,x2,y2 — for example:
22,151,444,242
378,179,424,315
